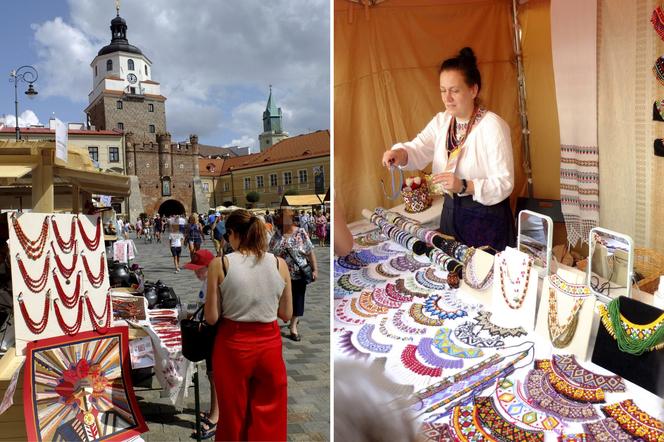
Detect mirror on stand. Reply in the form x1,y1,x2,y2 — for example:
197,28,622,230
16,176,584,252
516,210,553,278
587,227,634,304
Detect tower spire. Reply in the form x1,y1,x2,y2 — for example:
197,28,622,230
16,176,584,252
115,0,120,16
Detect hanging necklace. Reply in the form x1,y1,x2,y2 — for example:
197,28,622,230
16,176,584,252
18,291,50,334
52,270,82,309
463,247,494,290
498,253,533,309
599,298,664,355
447,107,480,153
85,292,111,334
51,215,76,253
547,287,585,348
82,252,106,288
51,241,78,284
53,297,85,335
11,214,49,260
16,252,50,293
77,216,102,251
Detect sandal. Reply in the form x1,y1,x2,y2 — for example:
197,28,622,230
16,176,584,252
192,416,216,440
289,332,301,342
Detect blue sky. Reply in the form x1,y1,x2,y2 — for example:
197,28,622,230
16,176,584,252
0,0,330,151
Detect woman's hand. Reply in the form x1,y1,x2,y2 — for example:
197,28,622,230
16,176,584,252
432,172,462,193
312,270,318,281
382,148,408,168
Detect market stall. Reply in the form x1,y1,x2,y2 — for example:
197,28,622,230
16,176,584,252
334,207,664,441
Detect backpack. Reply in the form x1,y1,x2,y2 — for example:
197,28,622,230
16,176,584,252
213,220,225,240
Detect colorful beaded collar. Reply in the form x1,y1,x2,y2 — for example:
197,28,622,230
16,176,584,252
601,399,664,442
598,299,664,354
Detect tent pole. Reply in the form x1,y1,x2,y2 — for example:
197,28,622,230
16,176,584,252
512,0,534,198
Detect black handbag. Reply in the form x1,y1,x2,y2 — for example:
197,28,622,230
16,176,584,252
180,303,217,362
286,247,314,284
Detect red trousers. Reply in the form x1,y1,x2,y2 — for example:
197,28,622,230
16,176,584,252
212,319,287,441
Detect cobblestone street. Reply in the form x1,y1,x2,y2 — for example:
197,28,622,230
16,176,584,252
126,233,330,441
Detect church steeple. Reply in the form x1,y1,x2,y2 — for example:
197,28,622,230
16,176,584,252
259,85,288,152
97,1,143,57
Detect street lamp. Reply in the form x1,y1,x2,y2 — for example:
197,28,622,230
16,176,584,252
9,65,38,141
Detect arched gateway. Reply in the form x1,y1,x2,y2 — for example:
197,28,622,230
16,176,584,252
158,199,185,217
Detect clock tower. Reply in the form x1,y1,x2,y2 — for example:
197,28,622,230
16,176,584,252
84,7,166,142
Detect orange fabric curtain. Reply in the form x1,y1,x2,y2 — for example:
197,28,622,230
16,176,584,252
334,0,523,221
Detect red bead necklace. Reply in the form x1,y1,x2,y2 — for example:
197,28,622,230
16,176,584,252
82,252,105,288
53,297,84,335
77,216,101,251
52,270,82,309
12,214,49,260
18,291,51,334
51,241,78,284
51,215,76,253
16,252,50,293
85,292,111,334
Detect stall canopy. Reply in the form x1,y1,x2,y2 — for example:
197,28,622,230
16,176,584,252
280,194,324,207
0,139,129,212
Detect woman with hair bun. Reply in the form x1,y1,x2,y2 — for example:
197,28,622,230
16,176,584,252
204,209,293,441
382,47,515,250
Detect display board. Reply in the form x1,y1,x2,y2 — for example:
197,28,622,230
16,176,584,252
8,213,110,355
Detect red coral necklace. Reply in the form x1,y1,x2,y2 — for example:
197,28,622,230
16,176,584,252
82,252,105,288
12,214,49,260
77,216,101,251
18,291,51,334
51,215,76,253
16,252,50,293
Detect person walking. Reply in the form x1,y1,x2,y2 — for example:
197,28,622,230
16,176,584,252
211,214,226,257
270,208,318,341
154,215,162,243
204,209,293,441
186,214,203,255
168,223,184,272
314,210,327,247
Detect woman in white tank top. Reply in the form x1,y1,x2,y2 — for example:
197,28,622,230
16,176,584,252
204,209,292,441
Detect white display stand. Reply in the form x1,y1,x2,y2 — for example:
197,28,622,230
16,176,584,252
534,267,596,361
8,213,110,355
458,248,494,307
490,246,539,332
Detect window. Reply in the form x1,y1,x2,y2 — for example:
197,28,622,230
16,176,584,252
283,172,292,185
117,122,124,130
130,87,136,94
116,100,123,109
203,182,210,192
256,176,264,188
95,65,98,76
106,60,112,71
88,147,98,162
162,177,171,196
109,147,119,163
270,173,278,187
148,103,154,112
244,177,251,190
224,182,230,192
145,65,149,76
299,169,308,184
128,59,134,71
149,124,155,133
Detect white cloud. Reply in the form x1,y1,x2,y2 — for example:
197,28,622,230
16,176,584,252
228,135,256,152
0,110,42,127
30,0,330,143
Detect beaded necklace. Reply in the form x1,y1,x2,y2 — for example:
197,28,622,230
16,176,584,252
454,321,507,348
378,317,413,342
396,278,430,299
77,216,101,251
498,253,533,309
356,323,392,353
355,249,388,264
336,254,363,271
549,274,591,296
391,309,427,335
53,271,82,309
474,310,527,338
599,298,664,355
428,248,463,275
375,263,400,279
390,254,429,272
494,376,560,431
16,252,50,293
523,369,599,422
403,276,434,296
400,344,442,377
81,252,105,288
51,241,78,284
354,231,388,247
350,297,381,318
11,214,49,260
337,330,370,360
547,288,584,348
358,267,388,285
86,292,111,333
370,287,402,309
336,274,365,292
447,107,482,153
474,396,544,442
385,283,413,303
348,270,381,289
451,404,494,442
409,303,446,327
417,337,463,370
424,295,468,320
414,269,448,291
51,215,76,254
53,297,85,336
419,422,455,442
535,359,605,403
601,400,664,442
334,299,364,325
432,328,483,358
551,354,625,392
17,291,50,334
358,290,389,315
462,247,494,290
333,286,354,299
583,417,641,442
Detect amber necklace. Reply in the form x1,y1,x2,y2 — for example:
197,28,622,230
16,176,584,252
51,215,76,253
16,252,50,293
77,216,101,251
12,214,49,260
498,253,533,309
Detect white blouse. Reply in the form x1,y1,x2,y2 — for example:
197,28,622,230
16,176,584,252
391,110,514,206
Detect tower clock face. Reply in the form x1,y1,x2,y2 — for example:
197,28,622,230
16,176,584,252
127,73,137,84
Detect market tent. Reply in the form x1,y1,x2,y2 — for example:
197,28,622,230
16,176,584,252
280,194,323,207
